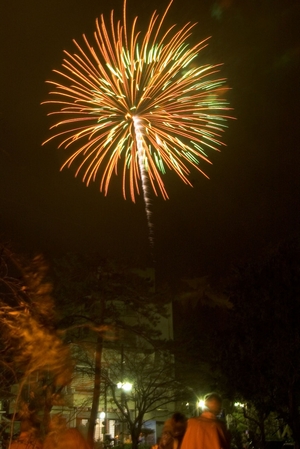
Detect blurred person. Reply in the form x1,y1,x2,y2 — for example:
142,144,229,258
9,419,43,449
181,393,230,449
43,414,90,449
154,412,187,449
163,412,187,449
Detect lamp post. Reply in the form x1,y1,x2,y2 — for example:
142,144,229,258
117,382,133,446
100,412,106,442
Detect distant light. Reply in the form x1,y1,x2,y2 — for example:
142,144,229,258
100,412,106,419
234,402,245,407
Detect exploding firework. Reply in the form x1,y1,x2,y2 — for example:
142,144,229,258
42,0,233,203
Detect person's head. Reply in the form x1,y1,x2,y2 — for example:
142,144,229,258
204,392,222,415
171,413,187,440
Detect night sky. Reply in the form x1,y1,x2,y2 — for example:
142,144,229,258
1,0,300,284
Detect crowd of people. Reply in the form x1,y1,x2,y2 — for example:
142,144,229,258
8,392,230,449
153,393,230,449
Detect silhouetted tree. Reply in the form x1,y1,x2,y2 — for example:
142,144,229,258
104,348,184,449
211,237,300,449
172,275,231,405
51,253,170,448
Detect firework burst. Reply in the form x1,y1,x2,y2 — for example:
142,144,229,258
43,0,233,203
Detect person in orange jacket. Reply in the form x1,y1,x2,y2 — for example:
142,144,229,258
181,393,230,449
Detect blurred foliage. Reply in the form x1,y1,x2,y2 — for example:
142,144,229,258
0,243,72,436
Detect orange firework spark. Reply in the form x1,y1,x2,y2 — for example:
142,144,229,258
42,0,233,202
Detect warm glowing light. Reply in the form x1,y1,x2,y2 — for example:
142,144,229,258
198,399,205,409
117,381,132,391
42,0,233,201
123,382,133,391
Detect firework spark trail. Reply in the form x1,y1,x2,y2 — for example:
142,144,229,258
42,0,234,246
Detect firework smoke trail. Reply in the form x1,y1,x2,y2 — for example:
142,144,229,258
42,0,234,248
132,115,154,246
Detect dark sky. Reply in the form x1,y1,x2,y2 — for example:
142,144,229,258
1,0,300,283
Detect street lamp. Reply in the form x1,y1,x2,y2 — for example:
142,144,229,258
117,382,132,392
117,381,133,446
99,412,106,442
198,399,205,410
